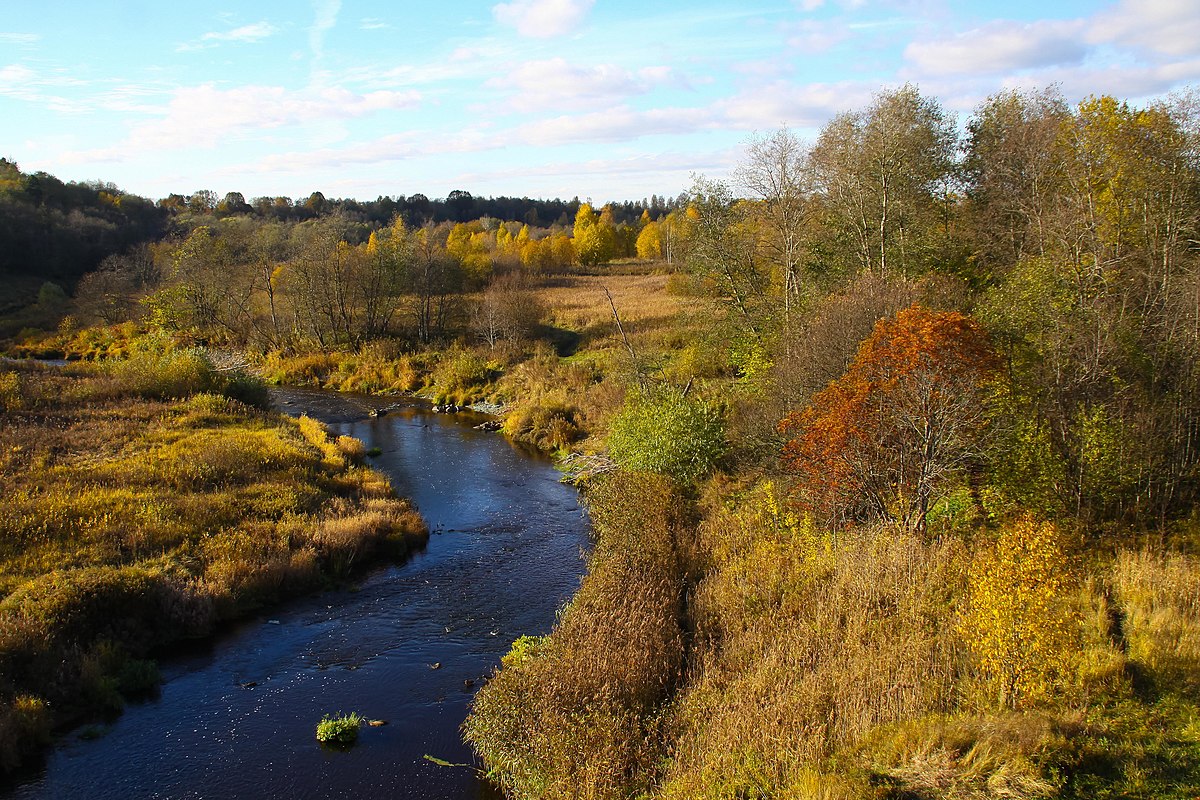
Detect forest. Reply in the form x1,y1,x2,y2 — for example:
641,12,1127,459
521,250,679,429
3,83,1200,797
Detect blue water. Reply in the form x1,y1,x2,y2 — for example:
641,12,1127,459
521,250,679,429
6,389,588,799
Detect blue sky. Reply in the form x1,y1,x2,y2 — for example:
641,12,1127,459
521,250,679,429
2,0,1197,203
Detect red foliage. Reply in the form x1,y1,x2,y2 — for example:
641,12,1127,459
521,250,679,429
780,305,999,530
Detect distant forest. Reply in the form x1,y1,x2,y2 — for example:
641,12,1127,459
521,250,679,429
0,156,680,308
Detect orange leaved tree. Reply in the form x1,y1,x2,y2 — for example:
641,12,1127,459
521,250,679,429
780,305,998,531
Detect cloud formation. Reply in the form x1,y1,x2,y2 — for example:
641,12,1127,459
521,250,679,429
0,33,40,46
492,0,595,38
1088,0,1200,57
203,22,277,44
310,0,341,62
177,21,277,51
489,58,680,112
111,84,420,153
904,20,1087,77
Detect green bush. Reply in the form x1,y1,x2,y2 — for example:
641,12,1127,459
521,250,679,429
606,386,725,484
0,695,51,773
108,349,217,400
221,370,271,409
433,349,498,404
316,712,361,745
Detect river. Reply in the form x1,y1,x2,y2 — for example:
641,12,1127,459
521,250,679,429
5,388,590,799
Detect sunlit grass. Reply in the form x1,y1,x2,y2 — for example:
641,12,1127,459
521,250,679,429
0,356,426,772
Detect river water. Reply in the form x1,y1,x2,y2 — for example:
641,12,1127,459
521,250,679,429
6,388,589,799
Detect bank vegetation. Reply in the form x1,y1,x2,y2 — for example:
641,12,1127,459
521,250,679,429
4,83,1200,797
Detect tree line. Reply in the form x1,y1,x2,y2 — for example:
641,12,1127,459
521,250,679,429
680,84,1200,532
0,154,681,305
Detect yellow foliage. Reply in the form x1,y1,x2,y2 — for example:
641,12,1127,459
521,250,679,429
961,516,1080,708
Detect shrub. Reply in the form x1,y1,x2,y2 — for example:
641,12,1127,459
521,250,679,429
606,386,725,484
0,371,21,412
221,370,271,409
335,435,367,463
108,349,217,399
432,349,498,405
502,392,583,451
0,695,51,773
960,515,1080,708
316,712,361,745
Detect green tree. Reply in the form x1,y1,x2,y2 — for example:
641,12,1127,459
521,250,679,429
736,127,812,332
810,84,957,276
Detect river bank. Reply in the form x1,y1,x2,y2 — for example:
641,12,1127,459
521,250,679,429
2,375,590,798
0,357,427,776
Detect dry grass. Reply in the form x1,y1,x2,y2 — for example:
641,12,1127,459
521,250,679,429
659,483,968,799
536,274,702,345
1112,549,1200,688
465,473,693,800
0,358,426,773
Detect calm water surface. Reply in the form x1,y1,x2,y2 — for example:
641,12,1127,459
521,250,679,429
6,388,589,799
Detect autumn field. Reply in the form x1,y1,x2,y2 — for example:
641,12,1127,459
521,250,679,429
0,352,424,771
3,84,1200,797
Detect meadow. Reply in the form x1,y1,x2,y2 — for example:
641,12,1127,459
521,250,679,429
0,351,425,772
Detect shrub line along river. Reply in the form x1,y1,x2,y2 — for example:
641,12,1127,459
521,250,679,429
6,387,590,800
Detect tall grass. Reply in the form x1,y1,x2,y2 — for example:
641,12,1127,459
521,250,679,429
0,359,426,773
659,483,967,799
465,473,693,799
1111,549,1200,688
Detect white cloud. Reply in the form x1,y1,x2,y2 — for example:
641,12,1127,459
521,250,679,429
784,19,849,53
515,105,716,146
1088,0,1200,57
451,148,738,198
91,84,421,154
0,64,35,88
177,21,277,51
359,18,388,30
492,0,595,38
999,59,1200,104
487,58,681,112
310,0,341,62
718,80,875,129
904,20,1087,77
0,33,40,46
203,22,277,44
0,64,95,113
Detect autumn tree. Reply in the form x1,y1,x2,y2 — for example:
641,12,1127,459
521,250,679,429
978,94,1200,526
780,305,998,531
573,203,616,265
810,85,957,276
963,87,1070,274
635,220,662,260
446,222,492,285
472,273,545,349
409,223,463,343
685,179,771,340
961,515,1079,708
736,126,812,332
